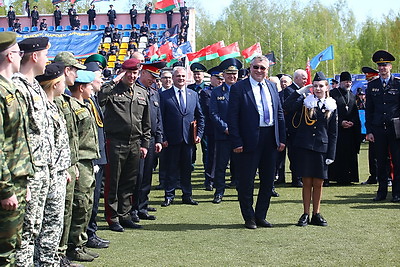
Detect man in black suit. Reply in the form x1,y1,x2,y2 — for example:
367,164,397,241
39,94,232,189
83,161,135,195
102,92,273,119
366,50,400,202
130,4,138,27
228,55,286,229
68,4,77,28
31,6,39,27
107,5,117,27
144,2,152,25
54,5,62,27
159,66,204,207
7,6,16,28
87,5,96,28
166,10,173,28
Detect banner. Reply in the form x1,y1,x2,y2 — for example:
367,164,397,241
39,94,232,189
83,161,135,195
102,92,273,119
155,0,178,13
310,45,334,70
265,51,276,66
16,31,103,60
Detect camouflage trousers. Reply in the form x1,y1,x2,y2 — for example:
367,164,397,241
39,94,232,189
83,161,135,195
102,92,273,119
33,170,67,267
0,179,27,267
16,165,50,267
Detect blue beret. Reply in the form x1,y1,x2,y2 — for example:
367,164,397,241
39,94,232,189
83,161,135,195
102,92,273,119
75,70,95,84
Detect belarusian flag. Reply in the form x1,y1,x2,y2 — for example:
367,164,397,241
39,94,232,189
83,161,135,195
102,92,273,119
242,43,262,63
218,42,240,61
306,57,312,85
155,0,178,13
187,47,206,63
157,42,173,61
147,44,159,61
206,41,225,61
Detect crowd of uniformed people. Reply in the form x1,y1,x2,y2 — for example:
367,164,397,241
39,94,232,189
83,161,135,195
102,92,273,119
0,28,399,266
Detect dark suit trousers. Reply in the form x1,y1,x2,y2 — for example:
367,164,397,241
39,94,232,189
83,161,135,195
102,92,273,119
87,165,104,238
164,142,194,200
373,126,400,198
104,138,140,224
214,139,232,196
202,134,215,186
237,127,277,221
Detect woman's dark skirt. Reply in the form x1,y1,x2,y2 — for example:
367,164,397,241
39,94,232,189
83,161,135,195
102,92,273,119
293,147,328,179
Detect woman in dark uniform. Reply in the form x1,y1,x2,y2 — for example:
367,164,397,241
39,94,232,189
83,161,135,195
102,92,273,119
283,72,338,227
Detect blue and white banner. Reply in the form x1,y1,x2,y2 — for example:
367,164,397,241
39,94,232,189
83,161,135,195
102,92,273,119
16,30,103,60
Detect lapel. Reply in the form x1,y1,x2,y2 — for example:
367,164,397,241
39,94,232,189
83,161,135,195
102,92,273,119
169,87,182,114
265,80,276,113
244,79,258,112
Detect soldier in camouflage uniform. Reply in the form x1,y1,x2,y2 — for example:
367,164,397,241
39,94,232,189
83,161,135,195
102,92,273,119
35,62,72,266
0,32,34,267
67,70,100,262
13,37,53,267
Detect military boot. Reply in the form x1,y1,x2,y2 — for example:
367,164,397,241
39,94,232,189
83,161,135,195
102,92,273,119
66,247,94,262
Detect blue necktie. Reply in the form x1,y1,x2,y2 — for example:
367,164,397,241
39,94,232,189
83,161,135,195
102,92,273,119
259,83,270,124
179,89,185,113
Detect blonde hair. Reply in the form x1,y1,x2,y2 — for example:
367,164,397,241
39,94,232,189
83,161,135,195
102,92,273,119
39,75,64,92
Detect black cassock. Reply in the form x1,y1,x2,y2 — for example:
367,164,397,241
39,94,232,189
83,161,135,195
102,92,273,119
328,87,361,184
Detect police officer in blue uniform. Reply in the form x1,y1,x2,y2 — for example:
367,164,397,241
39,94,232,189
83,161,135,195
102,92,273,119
187,63,207,93
366,50,400,202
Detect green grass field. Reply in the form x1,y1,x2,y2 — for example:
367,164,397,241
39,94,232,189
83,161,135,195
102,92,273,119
86,143,400,266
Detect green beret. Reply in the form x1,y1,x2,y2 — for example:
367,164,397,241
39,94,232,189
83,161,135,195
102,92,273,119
84,54,107,69
0,32,17,53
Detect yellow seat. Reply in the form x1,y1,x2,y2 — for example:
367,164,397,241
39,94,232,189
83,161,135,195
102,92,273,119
120,42,128,49
102,43,110,49
107,61,115,68
118,55,125,61
119,49,127,55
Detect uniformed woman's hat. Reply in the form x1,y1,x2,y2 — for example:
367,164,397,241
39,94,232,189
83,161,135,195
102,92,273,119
0,32,17,53
190,62,207,73
207,66,223,79
372,50,395,65
219,58,242,74
18,37,50,53
85,54,107,69
75,70,95,84
36,62,65,83
121,58,141,70
339,71,351,82
313,71,327,82
142,61,167,78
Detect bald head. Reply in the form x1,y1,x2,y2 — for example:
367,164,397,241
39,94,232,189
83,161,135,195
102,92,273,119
131,52,145,63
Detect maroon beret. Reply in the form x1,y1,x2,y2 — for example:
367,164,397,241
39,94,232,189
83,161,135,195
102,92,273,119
121,58,141,70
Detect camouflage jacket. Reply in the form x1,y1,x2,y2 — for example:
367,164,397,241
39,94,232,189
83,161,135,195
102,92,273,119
12,73,52,167
0,75,33,200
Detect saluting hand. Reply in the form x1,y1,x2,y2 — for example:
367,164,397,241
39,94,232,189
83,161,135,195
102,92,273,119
113,70,126,84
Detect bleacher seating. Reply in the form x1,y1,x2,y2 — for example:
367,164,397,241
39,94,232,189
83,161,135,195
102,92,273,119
117,24,123,30
119,49,127,55
103,37,112,43
158,31,165,37
139,36,148,43
120,43,128,49
99,24,106,30
118,55,125,61
134,24,140,30
124,24,132,30
107,61,115,69
31,26,38,32
159,24,167,30
150,31,156,36
102,43,110,50
90,25,97,31
108,55,117,62
0,28,4,32
56,26,63,31
65,25,72,31
138,42,147,49
150,24,158,30
6,27,13,31
82,25,89,31
48,26,55,31
22,27,30,33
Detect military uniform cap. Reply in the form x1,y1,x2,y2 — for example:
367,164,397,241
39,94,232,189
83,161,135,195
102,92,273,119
142,61,167,78
277,73,292,80
219,58,242,73
85,54,107,69
54,51,86,70
84,62,101,72
330,79,338,84
172,61,185,68
190,62,207,72
0,32,17,53
372,50,395,65
339,71,351,82
36,62,65,83
313,71,327,82
75,70,95,84
238,68,249,79
121,58,141,70
18,37,50,53
207,66,223,79
361,66,378,74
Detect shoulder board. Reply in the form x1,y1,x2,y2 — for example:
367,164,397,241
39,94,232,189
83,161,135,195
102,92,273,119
75,107,87,115
394,77,400,80
5,93,15,105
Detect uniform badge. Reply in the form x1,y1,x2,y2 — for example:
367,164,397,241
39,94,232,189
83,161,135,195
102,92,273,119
372,88,379,92
5,94,15,105
33,96,41,102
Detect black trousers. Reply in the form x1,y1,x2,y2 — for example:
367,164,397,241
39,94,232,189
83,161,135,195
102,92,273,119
237,127,278,221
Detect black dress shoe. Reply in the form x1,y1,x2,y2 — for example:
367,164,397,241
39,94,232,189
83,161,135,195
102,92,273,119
93,234,110,244
310,213,328,226
296,213,309,226
86,237,109,249
361,176,377,185
109,222,124,232
373,195,386,201
205,184,213,191
244,220,257,229
161,198,173,207
120,219,143,229
212,195,222,204
255,219,273,228
138,212,156,220
182,197,198,205
131,211,140,222
391,195,400,203
147,206,157,212
271,188,280,197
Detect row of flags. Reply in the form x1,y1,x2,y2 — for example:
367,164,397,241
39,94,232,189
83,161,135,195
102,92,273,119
155,0,185,13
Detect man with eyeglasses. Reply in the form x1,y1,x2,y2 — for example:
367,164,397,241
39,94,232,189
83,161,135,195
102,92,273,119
0,31,33,267
228,55,286,229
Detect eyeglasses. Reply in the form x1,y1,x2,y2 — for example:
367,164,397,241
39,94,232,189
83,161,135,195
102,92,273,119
10,50,24,57
252,65,267,70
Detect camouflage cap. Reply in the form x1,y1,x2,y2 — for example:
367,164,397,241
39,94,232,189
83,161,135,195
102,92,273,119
0,32,17,53
53,51,86,70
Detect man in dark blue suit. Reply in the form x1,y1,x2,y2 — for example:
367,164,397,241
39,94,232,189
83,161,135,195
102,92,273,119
228,55,286,229
209,58,242,204
160,66,205,206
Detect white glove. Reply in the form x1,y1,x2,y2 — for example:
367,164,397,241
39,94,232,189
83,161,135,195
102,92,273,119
296,84,313,95
325,159,334,165
93,165,100,174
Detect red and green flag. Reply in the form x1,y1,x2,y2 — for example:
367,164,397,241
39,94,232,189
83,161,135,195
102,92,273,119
187,47,206,64
206,41,225,60
242,43,262,63
147,44,159,61
155,0,178,13
218,42,240,61
157,42,173,61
